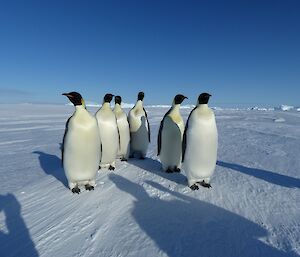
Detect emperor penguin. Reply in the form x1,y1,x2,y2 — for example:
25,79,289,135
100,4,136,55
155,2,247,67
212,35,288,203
95,94,119,170
158,94,187,173
62,92,101,194
128,92,150,159
113,96,130,161
182,93,218,190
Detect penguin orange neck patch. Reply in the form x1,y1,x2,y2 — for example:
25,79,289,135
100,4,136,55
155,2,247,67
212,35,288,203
81,99,85,107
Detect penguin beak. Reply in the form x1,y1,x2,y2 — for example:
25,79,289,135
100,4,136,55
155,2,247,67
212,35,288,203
184,96,188,99
62,93,72,98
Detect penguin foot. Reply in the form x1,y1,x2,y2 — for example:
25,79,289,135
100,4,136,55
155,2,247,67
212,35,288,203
121,158,128,162
85,184,94,191
199,181,212,188
166,169,173,173
98,166,102,170
71,187,80,194
108,165,115,171
174,167,181,173
190,184,199,190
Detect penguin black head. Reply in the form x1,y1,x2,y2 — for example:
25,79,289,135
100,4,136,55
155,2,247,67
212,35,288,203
62,92,84,106
137,92,145,101
103,93,114,103
174,94,188,105
198,93,212,104
115,96,122,105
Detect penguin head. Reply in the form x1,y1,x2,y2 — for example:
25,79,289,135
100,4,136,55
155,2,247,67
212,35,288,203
103,93,114,103
115,96,122,105
62,92,84,106
198,93,212,104
174,94,188,105
137,92,145,101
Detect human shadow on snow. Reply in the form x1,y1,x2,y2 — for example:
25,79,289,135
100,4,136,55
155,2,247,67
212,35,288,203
109,174,297,257
217,161,300,189
128,157,186,186
0,194,39,257
33,151,68,188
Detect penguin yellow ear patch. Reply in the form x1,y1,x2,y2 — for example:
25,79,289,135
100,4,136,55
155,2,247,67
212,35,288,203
81,99,85,107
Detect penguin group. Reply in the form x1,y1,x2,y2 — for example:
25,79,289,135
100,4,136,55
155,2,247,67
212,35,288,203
62,91,218,194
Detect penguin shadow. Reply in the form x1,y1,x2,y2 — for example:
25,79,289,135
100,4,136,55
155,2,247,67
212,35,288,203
109,174,295,257
0,194,39,257
217,161,300,189
128,157,186,186
33,151,68,188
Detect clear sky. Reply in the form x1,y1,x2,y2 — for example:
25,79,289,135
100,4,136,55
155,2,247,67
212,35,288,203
0,0,299,107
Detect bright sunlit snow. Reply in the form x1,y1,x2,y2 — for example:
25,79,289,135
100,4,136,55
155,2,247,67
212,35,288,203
0,104,299,257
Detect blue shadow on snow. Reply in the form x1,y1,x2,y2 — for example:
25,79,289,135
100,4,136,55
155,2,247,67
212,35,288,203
109,174,297,257
0,194,39,257
128,157,187,186
33,151,68,188
217,161,300,189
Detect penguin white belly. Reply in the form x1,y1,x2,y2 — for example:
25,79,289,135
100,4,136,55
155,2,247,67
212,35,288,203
184,118,218,186
64,118,100,187
97,114,118,167
116,114,130,158
160,117,183,171
129,114,149,157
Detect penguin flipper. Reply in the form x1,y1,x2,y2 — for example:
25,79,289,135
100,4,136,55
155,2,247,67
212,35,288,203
143,107,151,143
115,117,121,149
157,108,172,156
182,107,196,162
62,117,71,165
157,120,163,156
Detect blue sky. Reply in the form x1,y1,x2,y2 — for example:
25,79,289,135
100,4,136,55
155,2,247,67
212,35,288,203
0,0,299,107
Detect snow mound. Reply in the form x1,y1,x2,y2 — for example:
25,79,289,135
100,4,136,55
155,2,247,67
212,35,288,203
112,102,135,108
274,118,285,123
278,105,294,111
145,105,194,109
296,107,300,112
145,105,171,108
249,107,275,111
85,101,100,107
181,105,195,109
211,107,224,111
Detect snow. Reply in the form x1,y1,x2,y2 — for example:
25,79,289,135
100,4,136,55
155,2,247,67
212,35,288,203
249,107,275,111
278,105,294,111
145,104,194,109
274,118,286,123
0,104,300,257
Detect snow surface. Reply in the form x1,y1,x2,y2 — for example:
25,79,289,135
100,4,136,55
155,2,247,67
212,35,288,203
278,105,295,111
0,104,300,257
